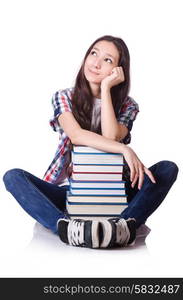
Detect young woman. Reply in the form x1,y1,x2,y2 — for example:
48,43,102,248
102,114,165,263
3,35,178,249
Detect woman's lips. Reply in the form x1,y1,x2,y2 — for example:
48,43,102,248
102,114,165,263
88,68,99,75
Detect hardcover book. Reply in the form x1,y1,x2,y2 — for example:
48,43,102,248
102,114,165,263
69,178,125,188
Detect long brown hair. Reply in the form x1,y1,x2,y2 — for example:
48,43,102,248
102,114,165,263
72,35,130,134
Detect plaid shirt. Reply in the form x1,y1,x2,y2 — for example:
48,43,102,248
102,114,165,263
43,87,139,185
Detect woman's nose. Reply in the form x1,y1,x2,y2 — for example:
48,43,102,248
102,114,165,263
93,58,101,69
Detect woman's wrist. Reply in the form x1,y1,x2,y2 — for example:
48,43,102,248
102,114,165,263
119,143,127,154
100,85,112,102
101,83,111,94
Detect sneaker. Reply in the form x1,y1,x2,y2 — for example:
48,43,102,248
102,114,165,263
57,218,100,248
100,218,136,248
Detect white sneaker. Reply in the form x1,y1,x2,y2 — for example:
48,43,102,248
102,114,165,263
100,218,136,248
57,218,100,248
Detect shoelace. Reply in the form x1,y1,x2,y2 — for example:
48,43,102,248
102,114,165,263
67,220,84,246
116,219,130,246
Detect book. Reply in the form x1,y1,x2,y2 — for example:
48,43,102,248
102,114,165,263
71,171,123,181
72,164,123,173
69,215,122,220
72,151,123,165
66,192,127,203
66,201,128,215
69,178,125,189
73,145,108,153
69,187,126,195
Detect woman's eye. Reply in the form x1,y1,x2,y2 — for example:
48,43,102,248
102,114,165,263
91,51,97,56
105,58,113,64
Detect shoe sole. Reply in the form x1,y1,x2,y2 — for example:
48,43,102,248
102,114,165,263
92,221,100,248
100,220,113,248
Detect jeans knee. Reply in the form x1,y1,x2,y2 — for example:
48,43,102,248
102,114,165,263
3,168,24,189
158,160,179,179
161,160,178,172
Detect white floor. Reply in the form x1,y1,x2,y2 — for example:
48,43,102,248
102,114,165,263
0,178,182,278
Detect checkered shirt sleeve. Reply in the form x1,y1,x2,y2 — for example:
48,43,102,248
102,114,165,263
49,89,72,132
117,96,139,144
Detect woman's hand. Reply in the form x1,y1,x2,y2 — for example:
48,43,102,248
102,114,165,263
101,67,125,90
122,145,156,189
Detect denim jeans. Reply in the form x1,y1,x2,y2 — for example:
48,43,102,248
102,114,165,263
121,160,178,227
3,160,178,233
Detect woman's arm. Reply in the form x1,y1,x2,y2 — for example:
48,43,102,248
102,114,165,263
100,67,128,141
58,112,156,189
58,112,125,154
100,86,128,141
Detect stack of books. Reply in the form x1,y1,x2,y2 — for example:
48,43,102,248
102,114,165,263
66,145,128,220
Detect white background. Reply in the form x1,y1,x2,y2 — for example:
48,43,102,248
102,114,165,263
0,0,182,277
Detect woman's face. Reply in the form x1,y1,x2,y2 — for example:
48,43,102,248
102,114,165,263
84,40,120,85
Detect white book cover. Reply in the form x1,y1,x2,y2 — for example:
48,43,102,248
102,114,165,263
72,164,123,173
72,151,123,165
69,215,122,220
73,145,109,153
71,172,123,181
69,178,125,189
66,202,128,214
67,192,127,203
70,187,126,196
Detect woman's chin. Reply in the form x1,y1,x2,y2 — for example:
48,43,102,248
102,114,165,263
86,77,102,85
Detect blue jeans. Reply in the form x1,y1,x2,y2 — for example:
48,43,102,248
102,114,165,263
3,160,178,233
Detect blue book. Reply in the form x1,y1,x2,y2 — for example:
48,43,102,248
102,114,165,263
69,187,126,196
69,178,126,189
66,191,127,203
73,145,121,154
